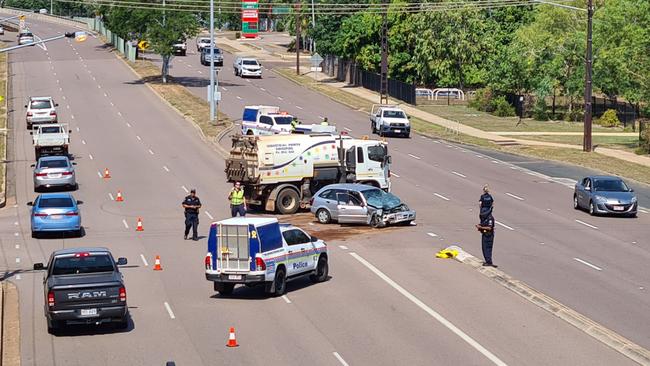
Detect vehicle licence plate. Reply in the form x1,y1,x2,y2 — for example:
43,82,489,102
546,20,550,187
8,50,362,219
81,308,97,316
394,129,401,133
48,174,61,178
613,206,624,211
49,215,63,220
228,275,242,280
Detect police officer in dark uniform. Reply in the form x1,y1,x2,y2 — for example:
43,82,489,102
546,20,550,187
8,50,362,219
479,185,494,212
476,206,496,267
182,189,202,240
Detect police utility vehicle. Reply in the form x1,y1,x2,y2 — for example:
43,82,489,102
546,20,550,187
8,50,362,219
205,217,328,296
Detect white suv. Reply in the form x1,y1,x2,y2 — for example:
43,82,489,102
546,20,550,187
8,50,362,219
233,57,262,78
26,97,58,129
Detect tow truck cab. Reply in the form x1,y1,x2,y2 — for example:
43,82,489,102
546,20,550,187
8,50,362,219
205,217,328,296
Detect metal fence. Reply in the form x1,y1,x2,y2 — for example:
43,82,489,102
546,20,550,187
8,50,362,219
592,97,639,127
323,55,416,105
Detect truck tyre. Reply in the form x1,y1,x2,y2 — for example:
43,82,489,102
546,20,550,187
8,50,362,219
276,188,300,215
316,209,331,224
214,282,235,295
272,268,287,296
310,256,329,283
116,316,129,330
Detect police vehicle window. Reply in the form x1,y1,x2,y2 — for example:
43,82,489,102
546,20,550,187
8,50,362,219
260,116,273,125
292,230,311,244
357,147,364,163
282,230,296,245
242,108,257,122
368,145,386,163
51,254,114,275
275,116,293,125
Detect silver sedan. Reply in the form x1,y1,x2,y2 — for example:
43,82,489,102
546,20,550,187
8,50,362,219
33,156,77,191
574,175,637,217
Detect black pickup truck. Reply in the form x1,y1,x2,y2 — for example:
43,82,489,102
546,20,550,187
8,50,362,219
33,247,129,334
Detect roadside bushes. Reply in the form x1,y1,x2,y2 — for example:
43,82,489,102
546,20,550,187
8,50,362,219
469,87,515,117
596,109,621,127
493,96,516,117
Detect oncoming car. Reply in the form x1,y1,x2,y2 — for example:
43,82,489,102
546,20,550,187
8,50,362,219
310,183,416,227
233,57,262,78
574,175,638,217
29,193,83,237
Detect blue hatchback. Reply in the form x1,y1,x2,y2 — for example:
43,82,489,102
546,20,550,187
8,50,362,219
29,193,82,237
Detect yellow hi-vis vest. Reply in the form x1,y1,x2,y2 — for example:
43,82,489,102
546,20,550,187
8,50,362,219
230,189,244,205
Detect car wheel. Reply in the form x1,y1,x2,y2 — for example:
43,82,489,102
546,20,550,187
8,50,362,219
47,319,63,335
589,201,596,216
370,214,383,228
276,188,300,215
272,267,286,296
31,231,37,238
214,282,235,295
573,195,579,210
310,256,329,283
316,209,331,224
115,316,129,330
27,122,32,129
371,121,376,134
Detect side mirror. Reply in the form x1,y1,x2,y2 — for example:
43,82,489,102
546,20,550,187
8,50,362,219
629,188,634,192
68,130,72,133
33,263,45,270
76,200,84,205
310,236,318,242
360,202,366,207
386,155,392,164
116,257,128,266
72,162,77,165
24,105,28,108
55,103,59,107
30,164,35,167
407,116,411,119
27,201,33,206
29,131,33,135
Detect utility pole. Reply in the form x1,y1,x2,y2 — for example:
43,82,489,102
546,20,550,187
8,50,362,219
295,1,301,75
379,0,389,104
583,0,593,152
50,0,53,15
209,0,216,122
311,0,316,53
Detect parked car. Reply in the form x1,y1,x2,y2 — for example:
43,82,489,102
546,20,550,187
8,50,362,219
196,37,214,51
39,8,48,14
173,39,187,56
0,26,5,35
233,57,262,78
32,156,77,191
26,96,59,129
200,47,223,66
311,183,416,227
18,30,35,45
574,175,637,217
28,193,83,237
33,247,129,334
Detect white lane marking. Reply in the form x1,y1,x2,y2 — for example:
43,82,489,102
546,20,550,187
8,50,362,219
15,244,19,249
451,171,467,178
295,105,304,110
309,222,315,226
338,245,349,250
181,185,189,193
140,254,149,266
15,274,20,280
117,111,123,117
81,140,86,145
75,126,79,132
434,193,450,201
15,257,20,264
495,221,514,231
260,87,266,91
205,211,214,220
333,352,350,366
148,149,155,155
58,87,62,91
110,102,114,107
197,70,202,74
408,153,421,160
97,85,101,89
164,302,176,319
53,72,56,76
14,221,18,226
391,172,400,178
66,105,70,109
344,127,352,132
136,135,142,141
505,193,524,201
236,96,242,100
491,160,499,164
221,87,228,91
575,219,598,230
349,252,507,366
13,232,18,237
62,95,66,100
122,219,129,229
97,171,103,178
163,166,170,172
427,232,438,237
509,166,518,170
104,92,108,97
246,79,251,83
277,96,283,100
126,122,132,127
281,295,292,304
89,154,94,160
573,257,603,271
56,79,60,83
108,193,115,201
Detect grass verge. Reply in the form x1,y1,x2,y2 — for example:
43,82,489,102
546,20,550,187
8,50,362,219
274,68,650,185
518,134,640,152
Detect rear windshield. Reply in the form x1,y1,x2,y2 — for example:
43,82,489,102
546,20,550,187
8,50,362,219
40,126,61,133
51,255,114,275
274,116,293,125
242,108,258,122
39,197,74,208
40,159,68,168
31,101,52,109
243,60,258,66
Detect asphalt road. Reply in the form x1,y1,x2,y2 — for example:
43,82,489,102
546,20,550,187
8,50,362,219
0,15,643,366
159,38,650,351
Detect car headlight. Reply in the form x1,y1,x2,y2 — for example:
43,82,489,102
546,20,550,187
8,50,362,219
593,195,607,203
631,196,637,203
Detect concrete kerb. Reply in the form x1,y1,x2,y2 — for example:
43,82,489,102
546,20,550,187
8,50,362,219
445,245,650,365
1,281,20,366
0,45,7,209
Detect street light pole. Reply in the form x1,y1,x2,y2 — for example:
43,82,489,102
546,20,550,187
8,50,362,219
295,1,301,75
50,0,53,16
310,0,316,53
583,0,593,152
209,0,216,122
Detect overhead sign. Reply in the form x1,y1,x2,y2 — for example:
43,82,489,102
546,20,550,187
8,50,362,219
241,0,259,38
138,40,149,50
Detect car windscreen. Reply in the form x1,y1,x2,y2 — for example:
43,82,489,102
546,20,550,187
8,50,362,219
51,255,114,275
361,188,401,209
243,60,258,66
594,179,629,192
30,100,52,109
40,159,68,168
20,32,33,37
203,48,221,53
274,116,293,125
383,110,406,119
39,197,74,208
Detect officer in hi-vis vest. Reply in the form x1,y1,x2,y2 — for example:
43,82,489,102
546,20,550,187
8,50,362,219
228,181,247,217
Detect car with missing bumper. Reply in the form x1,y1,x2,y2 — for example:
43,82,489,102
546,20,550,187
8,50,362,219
311,183,416,227
33,247,129,334
205,217,328,296
574,175,637,217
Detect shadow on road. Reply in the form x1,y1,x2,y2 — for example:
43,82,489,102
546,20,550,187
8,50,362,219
209,275,331,301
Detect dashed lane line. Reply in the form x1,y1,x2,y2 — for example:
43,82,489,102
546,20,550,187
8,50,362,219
89,154,93,160
97,171,103,178
295,105,304,110
408,153,421,160
451,171,467,178
136,135,142,141
81,140,86,145
205,211,214,220
433,193,450,201
148,149,155,155
575,219,598,230
236,96,242,100
338,245,349,250
344,127,352,132
427,232,438,237
181,186,189,193
573,257,603,271
281,295,292,304
391,172,400,178
108,193,114,201
164,302,176,319
495,221,514,231
505,193,524,201
140,254,149,266
163,166,170,172
122,219,129,229
333,352,350,366
349,252,508,366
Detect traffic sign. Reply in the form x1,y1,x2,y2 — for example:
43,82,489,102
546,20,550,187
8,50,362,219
310,52,324,67
138,40,149,51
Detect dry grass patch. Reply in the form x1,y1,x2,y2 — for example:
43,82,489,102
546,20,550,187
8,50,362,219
519,134,640,153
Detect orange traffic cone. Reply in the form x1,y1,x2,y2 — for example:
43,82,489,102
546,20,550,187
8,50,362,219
226,327,239,347
136,217,144,231
103,168,111,179
115,190,124,202
153,255,162,271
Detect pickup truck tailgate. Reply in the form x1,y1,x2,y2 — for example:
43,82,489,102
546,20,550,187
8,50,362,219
50,274,122,310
